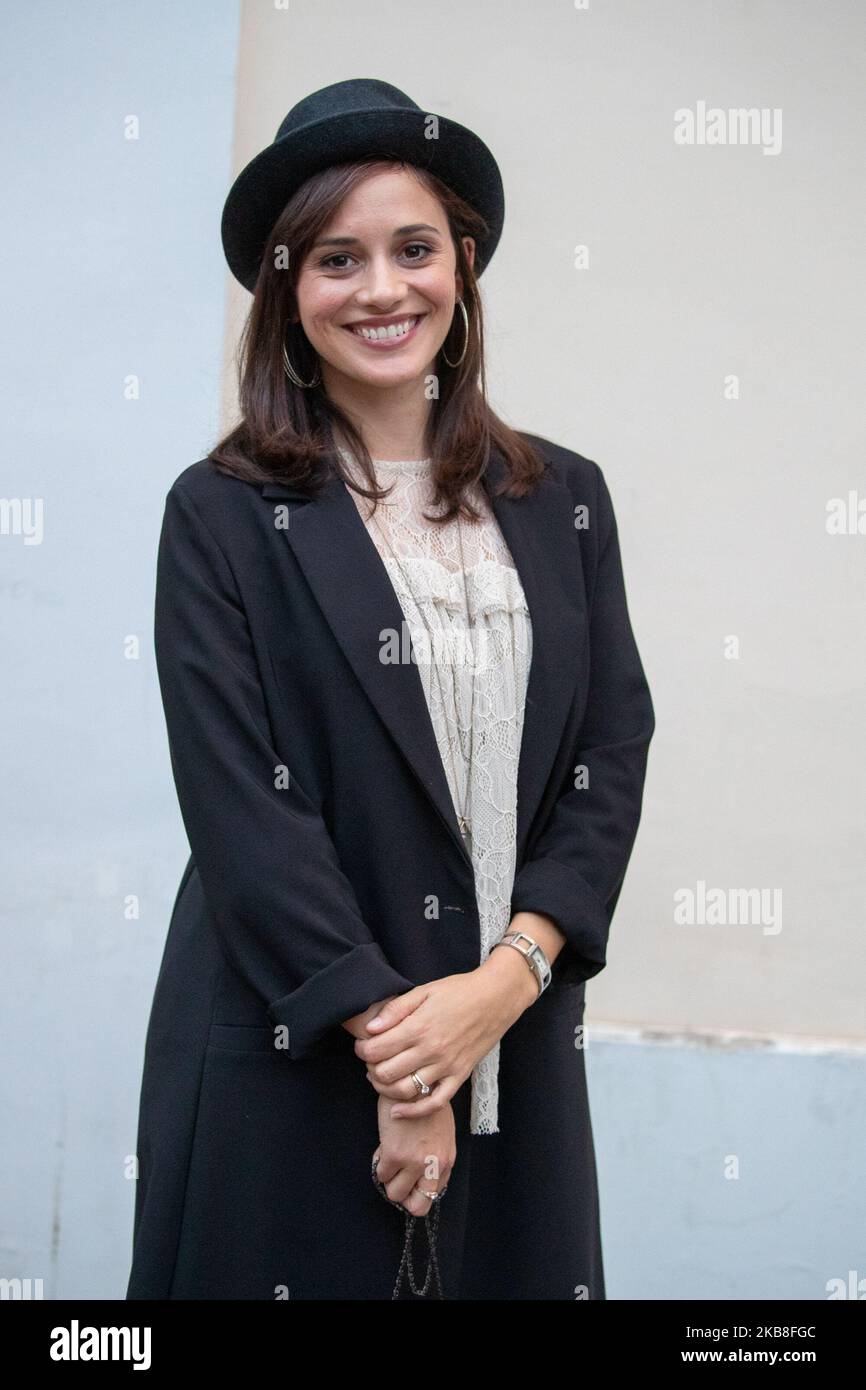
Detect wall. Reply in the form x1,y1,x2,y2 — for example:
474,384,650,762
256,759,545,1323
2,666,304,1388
0,0,241,1297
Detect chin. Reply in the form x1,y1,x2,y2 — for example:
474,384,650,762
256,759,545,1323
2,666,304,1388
338,357,430,388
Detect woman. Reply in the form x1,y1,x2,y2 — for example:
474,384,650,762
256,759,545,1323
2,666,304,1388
126,78,655,1301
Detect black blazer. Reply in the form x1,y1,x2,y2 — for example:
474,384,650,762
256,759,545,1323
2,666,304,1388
155,429,653,1051
126,430,655,1299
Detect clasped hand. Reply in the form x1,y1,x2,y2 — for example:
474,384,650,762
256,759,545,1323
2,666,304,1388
354,968,526,1118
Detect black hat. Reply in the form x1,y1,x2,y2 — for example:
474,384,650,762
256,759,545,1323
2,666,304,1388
221,78,505,293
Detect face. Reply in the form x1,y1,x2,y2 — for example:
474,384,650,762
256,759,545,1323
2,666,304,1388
293,167,474,393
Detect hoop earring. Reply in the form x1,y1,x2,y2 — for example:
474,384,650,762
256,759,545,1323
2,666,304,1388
282,327,321,389
441,296,469,369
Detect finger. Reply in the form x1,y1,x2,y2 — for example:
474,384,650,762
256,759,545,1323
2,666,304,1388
364,989,427,1034
390,1076,459,1120
369,1046,443,1088
398,1163,444,1217
384,1166,421,1208
355,1021,425,1065
366,1071,419,1102
374,1156,401,1187
400,1184,433,1218
370,1054,446,1095
354,1024,413,1064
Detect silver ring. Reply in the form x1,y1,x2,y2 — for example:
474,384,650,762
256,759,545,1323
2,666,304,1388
411,1071,432,1096
414,1183,448,1202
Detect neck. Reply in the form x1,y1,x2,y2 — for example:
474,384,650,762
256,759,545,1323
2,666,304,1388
323,369,433,463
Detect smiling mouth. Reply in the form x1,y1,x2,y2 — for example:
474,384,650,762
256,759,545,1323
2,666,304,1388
344,314,424,343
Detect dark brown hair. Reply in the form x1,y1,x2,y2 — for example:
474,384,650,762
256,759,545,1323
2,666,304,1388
208,156,546,522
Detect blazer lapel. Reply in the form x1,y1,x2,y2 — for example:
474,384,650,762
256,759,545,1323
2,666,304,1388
261,443,586,875
482,448,587,862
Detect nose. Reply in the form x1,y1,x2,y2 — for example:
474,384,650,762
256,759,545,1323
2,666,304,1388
356,251,408,308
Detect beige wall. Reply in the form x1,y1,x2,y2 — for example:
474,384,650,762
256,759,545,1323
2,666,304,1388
224,0,866,1042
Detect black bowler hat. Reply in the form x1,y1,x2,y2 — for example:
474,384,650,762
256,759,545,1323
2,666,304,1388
221,77,505,293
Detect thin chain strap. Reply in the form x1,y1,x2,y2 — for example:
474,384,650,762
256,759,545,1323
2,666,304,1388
371,1155,446,1298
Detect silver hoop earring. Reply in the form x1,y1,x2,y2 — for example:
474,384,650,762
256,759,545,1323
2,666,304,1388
282,329,321,389
441,296,469,369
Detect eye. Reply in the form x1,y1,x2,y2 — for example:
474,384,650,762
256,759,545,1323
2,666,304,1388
318,242,434,271
319,252,357,270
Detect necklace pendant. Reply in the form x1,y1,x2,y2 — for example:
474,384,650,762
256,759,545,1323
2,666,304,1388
458,815,471,839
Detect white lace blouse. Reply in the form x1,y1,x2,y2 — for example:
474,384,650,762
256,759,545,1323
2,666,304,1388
339,446,533,1135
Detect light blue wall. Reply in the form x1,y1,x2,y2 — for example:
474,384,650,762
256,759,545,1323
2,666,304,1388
0,1,241,1297
588,1037,866,1300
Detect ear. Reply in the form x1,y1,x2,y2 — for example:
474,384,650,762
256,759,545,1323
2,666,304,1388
458,233,478,282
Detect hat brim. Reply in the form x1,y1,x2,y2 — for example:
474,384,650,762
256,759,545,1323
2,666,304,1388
221,108,504,293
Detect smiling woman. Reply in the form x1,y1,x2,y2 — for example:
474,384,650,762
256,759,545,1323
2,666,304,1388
126,78,654,1301
208,134,547,510
291,171,478,412
313,221,441,349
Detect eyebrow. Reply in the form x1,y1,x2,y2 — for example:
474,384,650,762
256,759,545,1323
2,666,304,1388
311,223,441,250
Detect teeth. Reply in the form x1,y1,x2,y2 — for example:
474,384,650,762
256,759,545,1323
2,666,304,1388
351,316,419,341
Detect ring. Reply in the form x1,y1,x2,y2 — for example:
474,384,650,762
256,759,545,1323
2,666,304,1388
411,1071,432,1096
414,1183,448,1202
371,1155,448,1208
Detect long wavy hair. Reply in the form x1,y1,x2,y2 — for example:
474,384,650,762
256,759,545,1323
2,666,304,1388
208,156,547,523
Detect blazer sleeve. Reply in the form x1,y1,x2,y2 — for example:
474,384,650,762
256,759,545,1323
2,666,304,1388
154,481,416,1059
509,461,655,982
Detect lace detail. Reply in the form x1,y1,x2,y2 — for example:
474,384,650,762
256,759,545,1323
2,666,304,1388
339,447,533,1135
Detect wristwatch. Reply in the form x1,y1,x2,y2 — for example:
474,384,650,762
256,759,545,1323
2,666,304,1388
493,930,552,997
